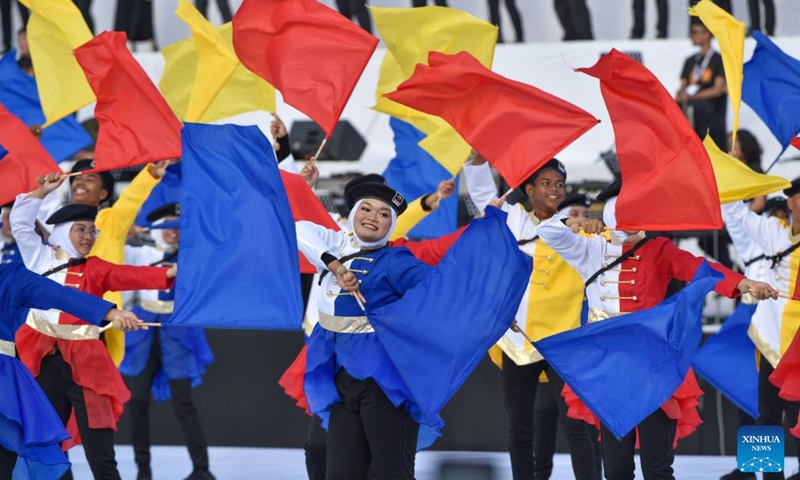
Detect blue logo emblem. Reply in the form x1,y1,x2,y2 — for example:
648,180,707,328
737,425,784,473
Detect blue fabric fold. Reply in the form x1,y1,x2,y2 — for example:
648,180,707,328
169,123,303,329
382,117,458,239
742,33,800,151
535,261,722,440
692,301,759,419
0,52,92,162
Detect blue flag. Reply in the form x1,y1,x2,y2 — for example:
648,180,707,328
136,162,182,227
692,301,759,419
534,261,723,440
169,123,303,329
0,143,7,160
382,117,458,239
369,207,531,429
0,52,92,162
742,33,800,151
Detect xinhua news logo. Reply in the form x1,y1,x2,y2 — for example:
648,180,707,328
737,425,784,473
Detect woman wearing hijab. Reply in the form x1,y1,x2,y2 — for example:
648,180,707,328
536,179,777,480
10,173,176,480
297,180,430,480
0,262,143,480
297,174,534,480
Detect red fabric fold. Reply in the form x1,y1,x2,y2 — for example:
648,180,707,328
577,49,723,231
386,51,598,189
0,100,60,205
232,0,378,137
278,344,311,416
74,31,182,172
15,326,130,450
770,330,800,438
280,171,341,274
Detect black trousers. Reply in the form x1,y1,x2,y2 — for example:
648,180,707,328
533,380,558,480
304,416,327,480
412,0,448,6
748,0,775,35
553,0,593,41
194,0,232,23
631,0,668,38
335,0,371,34
758,356,800,480
601,408,676,480
36,351,120,480
126,330,209,473
488,0,524,43
502,353,597,480
0,0,27,50
327,370,419,480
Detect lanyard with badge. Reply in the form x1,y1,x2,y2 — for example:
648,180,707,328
687,50,713,95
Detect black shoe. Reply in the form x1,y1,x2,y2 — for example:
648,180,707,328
184,469,216,480
137,467,153,480
720,469,756,480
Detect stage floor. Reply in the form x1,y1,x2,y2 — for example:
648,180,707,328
68,446,800,480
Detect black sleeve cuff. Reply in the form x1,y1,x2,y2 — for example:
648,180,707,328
275,135,291,162
420,194,433,212
321,252,337,267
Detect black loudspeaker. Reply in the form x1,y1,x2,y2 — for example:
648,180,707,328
289,120,367,161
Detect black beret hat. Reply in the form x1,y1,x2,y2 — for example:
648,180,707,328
46,203,98,225
146,202,181,223
558,192,591,211
346,182,408,216
344,174,387,209
70,159,115,196
783,177,800,197
596,179,622,202
521,158,567,187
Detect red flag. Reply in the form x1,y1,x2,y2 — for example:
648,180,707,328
792,137,800,151
280,170,340,273
578,49,723,231
385,51,598,189
74,31,182,172
232,0,378,138
0,101,59,205
279,344,311,415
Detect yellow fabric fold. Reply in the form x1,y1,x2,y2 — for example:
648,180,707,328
18,0,94,126
705,135,790,203
91,168,161,366
689,0,745,144
175,0,239,122
160,23,275,123
371,6,497,175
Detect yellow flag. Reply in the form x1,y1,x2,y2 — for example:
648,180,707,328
705,135,790,203
160,23,276,123
175,0,239,122
371,6,498,175
18,0,94,127
689,0,745,144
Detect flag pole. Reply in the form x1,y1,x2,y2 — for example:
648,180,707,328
765,144,789,173
498,187,514,204
99,322,162,333
309,137,328,167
